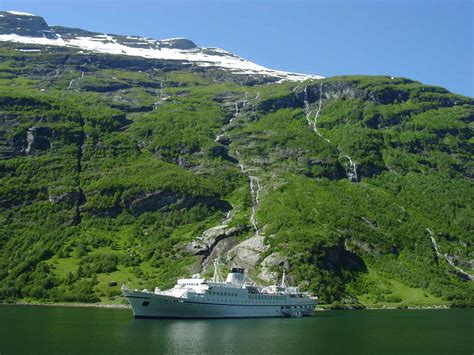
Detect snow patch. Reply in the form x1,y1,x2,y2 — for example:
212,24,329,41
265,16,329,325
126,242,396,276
161,37,188,42
0,33,65,46
6,11,36,17
0,32,323,81
17,48,41,52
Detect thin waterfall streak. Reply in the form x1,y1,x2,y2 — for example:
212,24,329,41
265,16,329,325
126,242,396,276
345,155,358,181
68,70,85,90
427,228,473,280
249,175,261,236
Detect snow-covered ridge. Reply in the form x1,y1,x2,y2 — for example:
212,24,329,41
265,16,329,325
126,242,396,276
0,12,323,82
6,11,36,17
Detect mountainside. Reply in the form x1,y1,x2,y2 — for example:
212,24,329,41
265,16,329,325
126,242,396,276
0,12,472,308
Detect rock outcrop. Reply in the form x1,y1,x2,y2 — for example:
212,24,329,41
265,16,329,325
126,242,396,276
0,11,57,39
227,235,269,270
23,126,51,155
185,222,247,270
186,224,243,256
258,252,289,283
126,191,231,216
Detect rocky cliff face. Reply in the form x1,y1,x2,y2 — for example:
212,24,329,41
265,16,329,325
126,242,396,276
0,13,472,307
0,11,56,39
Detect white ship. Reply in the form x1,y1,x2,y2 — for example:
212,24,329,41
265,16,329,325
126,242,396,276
122,261,317,319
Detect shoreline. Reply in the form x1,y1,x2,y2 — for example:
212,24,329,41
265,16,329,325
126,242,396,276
316,305,451,311
0,301,455,311
2,301,131,310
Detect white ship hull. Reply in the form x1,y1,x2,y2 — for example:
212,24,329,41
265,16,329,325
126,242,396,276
123,289,316,319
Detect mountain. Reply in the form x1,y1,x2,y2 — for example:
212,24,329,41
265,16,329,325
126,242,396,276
0,11,321,82
0,11,472,308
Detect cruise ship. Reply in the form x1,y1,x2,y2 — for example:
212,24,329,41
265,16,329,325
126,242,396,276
122,261,317,319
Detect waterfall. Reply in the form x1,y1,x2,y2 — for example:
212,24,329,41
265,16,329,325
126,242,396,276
235,151,261,237
427,228,441,257
68,70,84,90
345,155,358,182
303,85,312,116
215,93,252,142
249,175,261,236
304,83,330,143
242,91,249,108
303,82,359,182
312,83,331,143
293,81,301,93
153,82,169,110
427,228,473,280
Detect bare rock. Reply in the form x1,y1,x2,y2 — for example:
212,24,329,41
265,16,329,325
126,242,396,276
126,190,231,216
228,235,269,269
258,267,278,283
23,125,51,155
185,224,245,256
48,190,80,205
258,252,289,283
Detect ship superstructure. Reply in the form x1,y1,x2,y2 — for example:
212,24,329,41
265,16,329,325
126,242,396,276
122,261,317,318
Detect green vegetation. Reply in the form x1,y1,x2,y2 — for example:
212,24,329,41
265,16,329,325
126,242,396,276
0,42,472,308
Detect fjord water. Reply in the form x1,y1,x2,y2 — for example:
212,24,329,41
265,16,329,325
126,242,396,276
0,306,472,354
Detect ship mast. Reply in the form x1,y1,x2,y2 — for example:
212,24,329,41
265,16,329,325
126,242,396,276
281,270,286,287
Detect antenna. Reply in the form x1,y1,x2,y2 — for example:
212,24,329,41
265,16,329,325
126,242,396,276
281,270,286,287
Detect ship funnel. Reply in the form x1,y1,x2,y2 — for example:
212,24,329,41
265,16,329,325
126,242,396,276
226,268,245,286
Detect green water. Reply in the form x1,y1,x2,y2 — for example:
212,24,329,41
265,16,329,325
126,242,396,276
0,305,472,354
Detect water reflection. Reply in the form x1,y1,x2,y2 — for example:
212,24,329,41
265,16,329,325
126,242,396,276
0,306,472,355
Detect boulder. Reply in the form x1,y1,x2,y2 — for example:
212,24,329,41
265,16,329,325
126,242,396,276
228,235,269,269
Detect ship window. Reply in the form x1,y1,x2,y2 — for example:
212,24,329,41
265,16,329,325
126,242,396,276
142,301,149,307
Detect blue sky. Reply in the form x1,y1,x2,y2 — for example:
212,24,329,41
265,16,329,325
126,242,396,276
1,0,472,96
